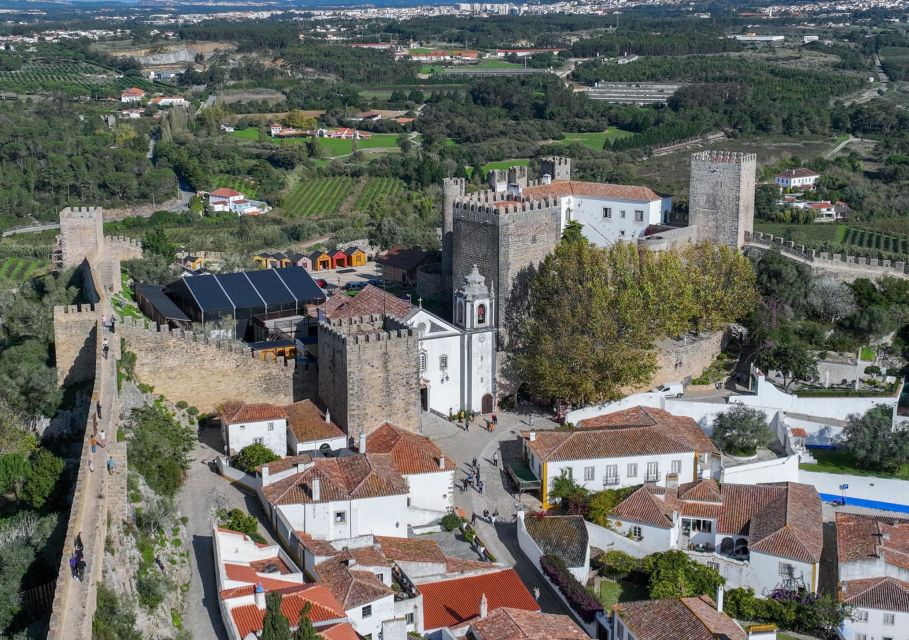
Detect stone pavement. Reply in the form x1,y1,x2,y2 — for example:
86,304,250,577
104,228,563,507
179,425,277,640
422,407,573,617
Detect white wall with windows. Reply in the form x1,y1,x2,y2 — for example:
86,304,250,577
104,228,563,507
271,493,411,544
534,451,698,495
345,594,396,639
226,417,287,457
559,194,672,246
287,432,348,456
842,606,908,640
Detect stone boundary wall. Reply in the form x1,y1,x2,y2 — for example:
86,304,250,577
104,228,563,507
120,317,299,412
745,231,909,280
53,304,99,386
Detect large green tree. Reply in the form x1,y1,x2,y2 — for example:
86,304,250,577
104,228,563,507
710,405,773,456
755,338,817,390
840,404,909,473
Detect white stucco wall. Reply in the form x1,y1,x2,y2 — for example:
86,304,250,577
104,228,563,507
565,194,671,245
749,552,817,595
228,418,288,457
464,329,495,413
599,519,675,556
842,607,909,640
516,515,589,583
800,470,909,511
406,470,454,519
419,331,462,416
288,433,348,455
347,594,396,639
729,376,897,421
275,494,411,542
720,455,800,485
538,452,698,494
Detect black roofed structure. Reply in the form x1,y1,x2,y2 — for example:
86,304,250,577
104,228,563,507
134,283,192,329
165,266,325,339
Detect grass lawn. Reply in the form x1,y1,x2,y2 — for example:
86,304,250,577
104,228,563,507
800,448,909,480
466,158,530,178
440,59,528,73
562,128,633,150
860,346,877,361
881,46,909,63
231,128,398,157
592,578,650,609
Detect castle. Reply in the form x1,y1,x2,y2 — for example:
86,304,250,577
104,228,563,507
441,152,756,337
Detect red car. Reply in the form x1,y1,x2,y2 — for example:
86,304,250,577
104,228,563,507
315,278,328,289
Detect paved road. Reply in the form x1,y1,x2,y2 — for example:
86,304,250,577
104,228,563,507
179,426,276,640
1,222,60,237
422,408,574,618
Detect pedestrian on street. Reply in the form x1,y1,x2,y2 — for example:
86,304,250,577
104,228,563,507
76,558,86,582
101,314,107,327
472,457,478,471
88,459,95,473
99,430,106,446
491,510,498,525
534,586,541,601
529,414,535,429
110,316,116,333
491,413,497,426
493,451,499,467
478,480,484,494
90,435,97,454
96,401,102,419
483,509,489,521
75,532,83,554
107,456,116,475
461,477,468,493
471,512,477,525
102,337,109,359
69,553,79,579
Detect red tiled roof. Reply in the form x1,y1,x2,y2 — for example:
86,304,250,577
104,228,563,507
375,535,447,565
284,400,346,445
614,596,746,640
840,577,909,613
229,584,346,638
776,168,819,179
836,512,909,569
578,407,718,453
210,187,243,197
222,402,287,424
121,87,145,96
419,568,539,630
294,531,339,557
367,423,455,475
257,454,313,475
223,563,301,593
611,486,676,528
521,180,663,203
262,454,408,506
469,607,587,639
321,285,414,320
316,552,394,608
789,428,808,438
319,622,360,640
375,246,429,272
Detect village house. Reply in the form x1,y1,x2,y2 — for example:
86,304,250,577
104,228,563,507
204,187,270,216
609,479,823,595
284,399,348,455
518,514,590,582
522,406,719,508
835,512,909,640
608,595,771,640
465,608,587,640
120,87,145,103
149,96,188,107
212,527,357,640
220,402,289,457
376,246,430,285
254,251,317,270
119,108,143,119
774,167,820,190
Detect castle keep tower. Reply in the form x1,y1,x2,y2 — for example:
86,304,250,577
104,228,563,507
318,314,421,435
540,156,572,182
55,206,105,269
688,151,757,249
442,178,466,302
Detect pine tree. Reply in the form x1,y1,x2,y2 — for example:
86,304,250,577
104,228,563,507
292,602,318,640
261,593,291,640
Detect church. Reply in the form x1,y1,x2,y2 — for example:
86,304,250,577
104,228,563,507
318,265,497,417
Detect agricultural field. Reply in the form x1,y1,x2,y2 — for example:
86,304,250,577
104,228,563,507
752,222,845,244
842,227,909,255
753,222,909,259
231,128,399,157
562,128,634,150
353,178,405,211
282,177,357,217
0,257,47,286
210,175,258,198
0,62,165,97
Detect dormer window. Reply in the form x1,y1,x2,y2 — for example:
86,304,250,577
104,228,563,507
477,304,486,325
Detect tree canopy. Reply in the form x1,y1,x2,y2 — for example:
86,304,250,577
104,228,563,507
710,405,773,456
839,404,909,474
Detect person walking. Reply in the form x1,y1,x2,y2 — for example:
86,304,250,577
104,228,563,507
75,532,83,554
99,430,106,447
96,401,102,419
534,586,541,601
76,558,86,582
492,451,499,468
101,314,107,327
69,552,79,579
491,413,497,426
483,509,490,521
110,315,116,333
102,337,109,359
471,512,477,525
88,459,95,473
106,456,116,475
478,479,484,494
491,510,498,526
90,435,97,454
472,457,478,471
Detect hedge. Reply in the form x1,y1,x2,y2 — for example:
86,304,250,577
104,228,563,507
540,554,602,623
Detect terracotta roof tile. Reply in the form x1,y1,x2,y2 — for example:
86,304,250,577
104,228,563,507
776,168,819,179
366,423,455,474
470,607,588,639
294,532,340,558
419,568,539,631
318,622,360,640
445,556,497,573
836,512,909,567
521,180,663,203
614,596,746,640
375,535,447,565
840,577,909,613
577,407,718,454
262,454,408,506
284,400,346,445
222,402,288,424
229,584,346,638
523,516,589,568
320,285,413,320
316,552,394,608
610,486,676,528
258,454,313,475
210,187,244,197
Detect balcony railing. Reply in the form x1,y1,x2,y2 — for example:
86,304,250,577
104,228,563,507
644,472,660,483
603,476,620,486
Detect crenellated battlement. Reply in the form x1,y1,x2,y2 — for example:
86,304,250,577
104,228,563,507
54,303,98,316
691,150,757,164
319,313,415,346
105,235,142,248
59,206,103,220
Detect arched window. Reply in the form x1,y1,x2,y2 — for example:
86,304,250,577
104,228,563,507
477,303,486,325
419,351,427,372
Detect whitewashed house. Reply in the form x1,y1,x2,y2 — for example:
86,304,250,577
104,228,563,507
315,550,398,639
518,180,672,244
609,595,760,640
522,406,719,509
609,479,823,595
284,400,348,455
221,403,288,457
775,168,820,190
835,512,909,640
206,187,271,216
319,266,497,416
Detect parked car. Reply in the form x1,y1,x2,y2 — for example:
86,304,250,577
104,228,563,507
655,382,684,398
315,278,328,289
345,281,368,291
367,278,384,287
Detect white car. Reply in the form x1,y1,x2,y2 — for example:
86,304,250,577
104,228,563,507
656,382,684,398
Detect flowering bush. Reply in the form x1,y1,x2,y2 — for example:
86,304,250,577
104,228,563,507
540,555,603,622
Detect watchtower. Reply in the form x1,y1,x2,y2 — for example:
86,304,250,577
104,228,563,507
540,156,572,182
688,151,757,249
441,178,466,301
54,206,105,270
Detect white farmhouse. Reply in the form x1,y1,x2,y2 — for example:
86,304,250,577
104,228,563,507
835,512,909,640
319,267,497,416
523,406,719,509
774,168,820,190
610,479,823,595
206,187,271,216
220,403,288,457
518,180,672,245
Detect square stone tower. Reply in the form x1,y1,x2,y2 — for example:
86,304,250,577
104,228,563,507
317,314,421,435
688,151,757,248
56,206,105,268
540,156,572,182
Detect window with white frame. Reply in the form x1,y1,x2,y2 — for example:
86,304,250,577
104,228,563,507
405,612,415,625
778,562,794,577
671,459,682,474
627,463,638,478
883,613,895,625
605,464,618,485
335,511,347,524
855,610,869,622
440,354,448,370
267,422,274,431
634,210,644,222
584,466,595,481
603,207,612,219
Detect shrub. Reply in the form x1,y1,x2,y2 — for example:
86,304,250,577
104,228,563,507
176,400,189,410
93,584,143,640
128,404,196,497
187,406,199,416
217,507,266,544
441,512,462,531
587,485,640,528
233,443,280,474
710,405,773,456
601,550,640,580
641,551,724,599
137,571,168,609
724,587,851,638
21,449,65,509
540,554,603,622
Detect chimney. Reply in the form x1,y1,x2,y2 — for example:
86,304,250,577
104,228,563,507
529,431,536,441
359,433,367,454
311,476,321,502
255,582,266,610
666,473,678,489
541,173,552,185
438,454,445,470
716,585,724,613
261,465,270,486
479,592,488,619
325,409,331,424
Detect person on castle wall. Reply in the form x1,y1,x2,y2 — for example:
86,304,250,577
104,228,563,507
107,456,116,475
102,337,109,359
90,435,97,454
98,430,107,448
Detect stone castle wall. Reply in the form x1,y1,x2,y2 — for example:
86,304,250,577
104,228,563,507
120,318,298,412
318,315,421,435
688,151,756,248
648,330,727,390
58,207,104,268
53,305,99,386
